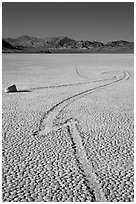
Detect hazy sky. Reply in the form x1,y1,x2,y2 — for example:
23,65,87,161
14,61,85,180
2,2,134,42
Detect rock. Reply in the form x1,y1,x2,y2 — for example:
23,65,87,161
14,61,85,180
5,84,17,93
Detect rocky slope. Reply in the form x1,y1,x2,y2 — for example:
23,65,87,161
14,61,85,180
2,35,134,53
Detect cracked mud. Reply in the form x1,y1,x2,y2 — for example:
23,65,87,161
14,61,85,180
2,54,134,202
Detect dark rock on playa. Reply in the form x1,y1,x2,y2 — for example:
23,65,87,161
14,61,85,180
5,84,17,93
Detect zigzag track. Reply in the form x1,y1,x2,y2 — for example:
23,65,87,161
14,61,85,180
33,69,130,202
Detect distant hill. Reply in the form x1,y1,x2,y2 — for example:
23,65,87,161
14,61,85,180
2,35,134,53
2,40,16,51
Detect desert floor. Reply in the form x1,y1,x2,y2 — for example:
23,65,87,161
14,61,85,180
2,54,134,202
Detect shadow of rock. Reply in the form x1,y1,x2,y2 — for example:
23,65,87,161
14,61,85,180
6,90,31,93
17,90,31,93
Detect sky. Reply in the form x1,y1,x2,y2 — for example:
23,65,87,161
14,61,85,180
2,2,134,42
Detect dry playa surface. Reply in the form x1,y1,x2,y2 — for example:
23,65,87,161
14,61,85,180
2,54,134,202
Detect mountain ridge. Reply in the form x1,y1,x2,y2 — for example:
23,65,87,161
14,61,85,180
2,35,134,53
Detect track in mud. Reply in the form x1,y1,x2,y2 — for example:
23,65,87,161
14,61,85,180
35,70,130,133
33,69,130,202
21,68,119,92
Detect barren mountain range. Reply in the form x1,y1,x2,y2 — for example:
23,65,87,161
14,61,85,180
2,35,134,53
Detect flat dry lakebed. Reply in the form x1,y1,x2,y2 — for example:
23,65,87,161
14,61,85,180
2,54,134,202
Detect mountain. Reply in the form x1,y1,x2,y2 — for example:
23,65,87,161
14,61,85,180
103,40,134,52
3,35,46,48
2,35,134,53
2,40,17,52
